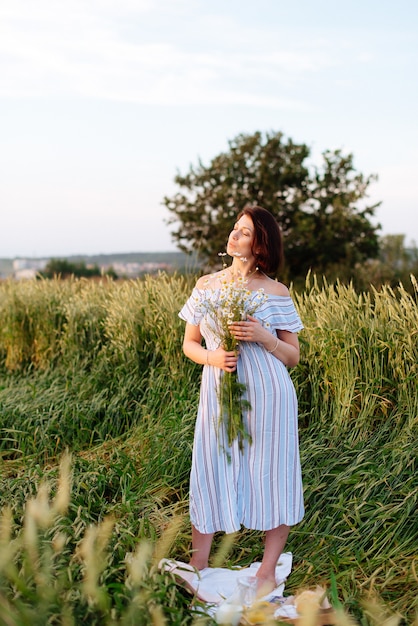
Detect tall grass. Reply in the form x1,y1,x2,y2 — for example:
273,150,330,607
293,274,418,441
0,452,197,625
0,273,417,624
0,275,199,458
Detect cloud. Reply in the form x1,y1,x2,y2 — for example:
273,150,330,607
0,0,337,108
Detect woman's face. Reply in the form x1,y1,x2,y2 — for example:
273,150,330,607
226,213,256,262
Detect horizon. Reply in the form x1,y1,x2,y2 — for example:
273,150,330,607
2,250,186,261
2,232,417,264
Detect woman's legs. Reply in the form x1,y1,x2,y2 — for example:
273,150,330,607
255,524,290,592
189,525,214,570
189,522,289,587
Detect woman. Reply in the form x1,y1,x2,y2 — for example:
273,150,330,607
178,205,304,594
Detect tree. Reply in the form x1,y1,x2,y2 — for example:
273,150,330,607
39,259,117,279
287,149,381,279
163,131,381,281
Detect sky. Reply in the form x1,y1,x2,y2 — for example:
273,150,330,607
1,0,417,258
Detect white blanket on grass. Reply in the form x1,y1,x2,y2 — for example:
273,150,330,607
194,552,294,620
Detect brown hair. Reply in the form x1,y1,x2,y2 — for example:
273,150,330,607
237,205,284,275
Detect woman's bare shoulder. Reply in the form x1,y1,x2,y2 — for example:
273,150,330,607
195,270,224,290
262,276,290,297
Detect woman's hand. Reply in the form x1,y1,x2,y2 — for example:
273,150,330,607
228,315,300,367
182,322,239,372
228,315,265,343
208,346,239,372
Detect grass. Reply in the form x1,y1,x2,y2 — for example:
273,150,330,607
0,273,417,624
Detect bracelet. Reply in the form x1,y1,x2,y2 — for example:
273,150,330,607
267,337,280,353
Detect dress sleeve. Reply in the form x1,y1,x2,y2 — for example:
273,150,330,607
178,288,204,326
262,296,304,333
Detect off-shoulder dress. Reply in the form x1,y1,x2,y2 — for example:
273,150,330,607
179,288,304,535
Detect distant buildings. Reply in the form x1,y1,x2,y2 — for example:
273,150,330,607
109,261,172,277
12,258,48,280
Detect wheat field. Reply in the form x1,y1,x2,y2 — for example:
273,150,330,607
0,274,416,625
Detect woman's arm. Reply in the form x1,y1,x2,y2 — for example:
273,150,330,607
182,322,206,365
182,323,240,372
227,316,300,368
266,328,300,368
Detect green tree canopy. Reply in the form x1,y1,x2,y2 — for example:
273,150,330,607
39,259,117,279
163,131,381,281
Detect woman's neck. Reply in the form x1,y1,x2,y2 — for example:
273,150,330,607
229,261,259,279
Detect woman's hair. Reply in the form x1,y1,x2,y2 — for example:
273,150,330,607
237,205,284,275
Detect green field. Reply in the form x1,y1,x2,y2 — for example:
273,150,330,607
0,274,417,625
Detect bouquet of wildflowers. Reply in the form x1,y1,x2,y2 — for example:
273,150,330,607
198,262,268,454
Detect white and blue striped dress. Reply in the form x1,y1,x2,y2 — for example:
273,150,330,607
179,288,304,535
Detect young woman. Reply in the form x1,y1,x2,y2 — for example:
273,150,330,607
178,205,304,595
